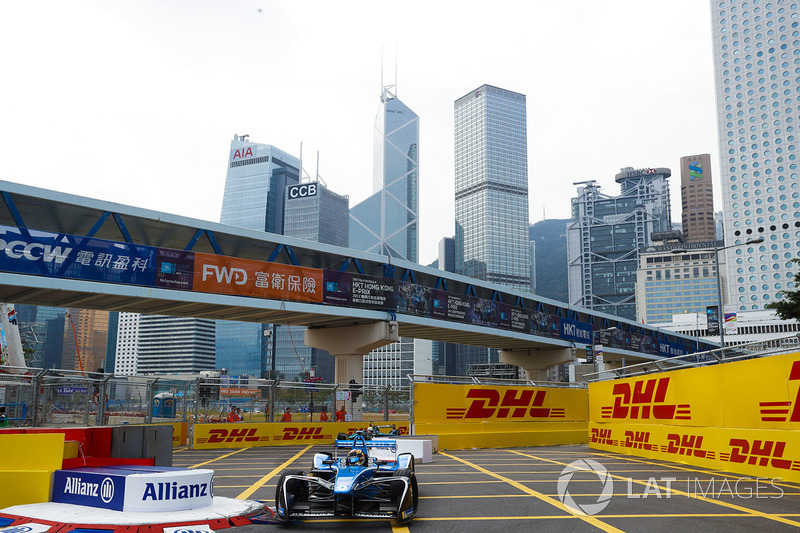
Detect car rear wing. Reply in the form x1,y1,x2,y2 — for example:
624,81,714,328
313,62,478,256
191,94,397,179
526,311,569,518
335,439,398,453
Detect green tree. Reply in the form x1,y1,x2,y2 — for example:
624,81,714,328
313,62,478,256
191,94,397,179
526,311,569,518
766,259,800,320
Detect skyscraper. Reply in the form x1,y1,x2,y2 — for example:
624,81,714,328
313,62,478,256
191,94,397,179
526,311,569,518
453,84,530,374
567,168,672,321
350,85,419,262
279,181,350,383
710,3,800,311
217,135,301,378
454,85,531,290
137,316,215,374
349,84,422,386
680,154,716,243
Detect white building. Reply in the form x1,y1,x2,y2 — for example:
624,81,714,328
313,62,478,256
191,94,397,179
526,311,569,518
653,309,800,348
113,312,139,376
711,3,800,311
137,315,215,374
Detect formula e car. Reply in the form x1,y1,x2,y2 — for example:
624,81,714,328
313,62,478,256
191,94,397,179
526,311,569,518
336,421,401,441
275,435,418,524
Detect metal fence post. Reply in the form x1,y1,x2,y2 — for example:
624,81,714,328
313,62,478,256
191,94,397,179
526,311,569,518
96,375,111,426
145,377,158,424
30,370,46,427
384,385,391,422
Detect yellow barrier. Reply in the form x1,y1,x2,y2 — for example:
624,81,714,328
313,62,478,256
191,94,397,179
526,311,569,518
589,351,800,482
192,421,411,449
0,433,65,507
413,382,589,449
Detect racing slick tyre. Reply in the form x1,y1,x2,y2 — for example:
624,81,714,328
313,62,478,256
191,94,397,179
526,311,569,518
390,468,418,524
337,432,348,440
275,469,307,521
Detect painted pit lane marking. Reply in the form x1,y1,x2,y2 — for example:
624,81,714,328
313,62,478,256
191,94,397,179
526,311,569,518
509,449,800,527
236,444,313,500
440,451,624,533
188,447,248,468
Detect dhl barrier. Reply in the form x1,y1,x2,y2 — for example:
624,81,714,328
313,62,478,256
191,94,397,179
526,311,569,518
413,382,588,450
192,421,410,449
588,350,800,482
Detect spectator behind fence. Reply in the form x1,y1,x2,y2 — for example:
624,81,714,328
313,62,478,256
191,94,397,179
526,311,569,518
335,405,346,422
281,407,292,422
319,406,329,422
227,405,241,423
0,407,8,427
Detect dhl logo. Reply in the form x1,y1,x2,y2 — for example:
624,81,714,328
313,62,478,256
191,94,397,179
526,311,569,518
661,433,714,459
446,388,565,420
600,377,691,420
277,427,330,441
198,428,269,444
721,438,800,471
623,430,653,450
759,360,800,422
590,427,617,446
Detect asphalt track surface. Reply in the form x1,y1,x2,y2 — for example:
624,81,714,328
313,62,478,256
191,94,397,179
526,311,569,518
173,443,800,532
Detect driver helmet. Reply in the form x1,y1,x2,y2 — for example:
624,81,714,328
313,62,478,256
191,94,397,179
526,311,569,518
347,448,367,466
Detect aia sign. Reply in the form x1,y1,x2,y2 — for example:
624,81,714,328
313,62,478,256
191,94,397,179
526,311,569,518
600,377,691,421
446,388,565,420
231,147,254,160
759,360,800,422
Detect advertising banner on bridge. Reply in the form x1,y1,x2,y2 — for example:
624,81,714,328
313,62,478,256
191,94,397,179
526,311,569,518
0,224,158,286
589,350,800,482
192,252,323,303
322,271,396,309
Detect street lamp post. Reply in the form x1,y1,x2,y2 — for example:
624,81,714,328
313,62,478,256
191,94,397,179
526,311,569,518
671,237,764,349
592,327,618,374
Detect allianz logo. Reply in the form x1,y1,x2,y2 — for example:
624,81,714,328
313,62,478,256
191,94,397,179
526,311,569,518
63,476,114,503
0,239,71,263
141,481,212,501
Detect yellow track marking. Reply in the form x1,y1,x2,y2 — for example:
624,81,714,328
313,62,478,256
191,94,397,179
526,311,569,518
188,447,248,468
509,450,800,527
440,451,624,533
236,445,313,500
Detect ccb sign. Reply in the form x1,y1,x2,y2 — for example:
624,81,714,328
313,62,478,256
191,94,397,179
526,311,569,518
287,183,318,199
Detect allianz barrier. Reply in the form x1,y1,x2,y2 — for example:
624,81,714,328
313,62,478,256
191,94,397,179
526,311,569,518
411,380,589,450
588,350,800,482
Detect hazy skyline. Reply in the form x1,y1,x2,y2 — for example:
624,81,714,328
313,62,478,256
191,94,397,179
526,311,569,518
1,1,719,265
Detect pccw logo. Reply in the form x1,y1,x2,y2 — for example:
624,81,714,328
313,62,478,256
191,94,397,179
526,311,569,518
446,388,565,420
200,428,269,444
759,360,800,422
600,377,691,421
279,427,328,441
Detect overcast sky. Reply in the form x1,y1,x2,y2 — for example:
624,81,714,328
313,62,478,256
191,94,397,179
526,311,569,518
0,1,719,265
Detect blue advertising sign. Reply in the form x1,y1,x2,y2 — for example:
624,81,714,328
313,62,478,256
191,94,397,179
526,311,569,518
52,468,126,511
57,386,89,395
560,317,593,344
0,225,157,287
658,339,687,357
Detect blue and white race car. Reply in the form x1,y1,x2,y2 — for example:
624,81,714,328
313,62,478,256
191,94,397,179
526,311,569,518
275,435,418,524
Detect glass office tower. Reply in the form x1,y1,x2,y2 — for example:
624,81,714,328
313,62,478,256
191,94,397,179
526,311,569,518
217,136,301,378
350,86,419,262
454,85,531,289
710,2,800,310
453,85,531,374
350,85,422,386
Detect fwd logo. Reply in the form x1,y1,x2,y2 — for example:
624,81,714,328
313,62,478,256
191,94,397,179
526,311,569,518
600,377,691,421
202,264,247,285
280,427,326,440
759,360,800,422
446,388,565,420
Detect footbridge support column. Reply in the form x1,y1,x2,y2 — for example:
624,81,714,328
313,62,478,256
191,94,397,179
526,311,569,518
499,347,577,382
305,321,399,422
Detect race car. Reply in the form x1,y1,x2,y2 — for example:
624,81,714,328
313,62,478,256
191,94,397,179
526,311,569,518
275,435,418,524
336,421,401,441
